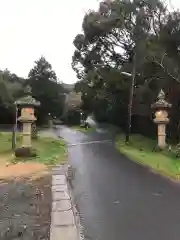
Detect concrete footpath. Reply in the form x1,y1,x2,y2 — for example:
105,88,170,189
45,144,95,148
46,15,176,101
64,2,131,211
50,165,79,240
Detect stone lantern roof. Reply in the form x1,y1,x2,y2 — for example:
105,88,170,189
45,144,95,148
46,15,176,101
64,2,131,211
15,85,40,107
151,89,172,110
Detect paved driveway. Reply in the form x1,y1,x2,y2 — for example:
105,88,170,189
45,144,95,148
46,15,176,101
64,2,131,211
57,126,180,240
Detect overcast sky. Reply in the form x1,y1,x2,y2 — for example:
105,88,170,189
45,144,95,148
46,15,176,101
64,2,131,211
0,0,179,84
0,0,99,83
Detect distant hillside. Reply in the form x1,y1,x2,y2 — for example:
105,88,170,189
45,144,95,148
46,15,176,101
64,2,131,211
62,83,74,92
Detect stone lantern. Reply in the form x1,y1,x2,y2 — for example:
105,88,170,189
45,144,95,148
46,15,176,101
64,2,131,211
15,85,40,148
151,89,172,149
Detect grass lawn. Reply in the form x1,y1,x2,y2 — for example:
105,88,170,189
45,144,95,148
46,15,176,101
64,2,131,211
116,134,180,180
71,125,95,133
0,132,67,166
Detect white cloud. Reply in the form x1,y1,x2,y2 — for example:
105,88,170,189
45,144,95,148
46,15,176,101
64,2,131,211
0,0,99,83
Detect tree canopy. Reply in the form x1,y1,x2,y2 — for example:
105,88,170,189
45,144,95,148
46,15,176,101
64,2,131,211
28,56,66,123
72,0,180,140
0,57,67,125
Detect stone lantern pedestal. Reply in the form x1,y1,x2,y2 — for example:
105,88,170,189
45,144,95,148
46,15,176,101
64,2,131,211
151,89,171,149
18,108,36,147
48,113,53,128
15,85,40,155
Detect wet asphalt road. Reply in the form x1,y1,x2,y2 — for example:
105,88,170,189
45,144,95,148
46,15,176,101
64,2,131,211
57,126,180,240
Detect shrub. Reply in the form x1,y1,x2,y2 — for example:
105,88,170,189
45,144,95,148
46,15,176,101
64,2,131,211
152,146,163,152
15,147,37,158
125,141,132,146
80,122,90,128
31,124,38,140
175,144,180,159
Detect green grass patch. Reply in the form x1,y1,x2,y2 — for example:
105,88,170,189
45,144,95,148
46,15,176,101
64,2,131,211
71,125,95,133
0,132,67,165
116,134,180,180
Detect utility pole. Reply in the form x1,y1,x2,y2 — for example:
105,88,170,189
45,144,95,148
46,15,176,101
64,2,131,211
125,53,136,142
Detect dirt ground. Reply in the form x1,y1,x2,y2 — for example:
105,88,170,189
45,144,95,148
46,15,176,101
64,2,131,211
0,163,51,240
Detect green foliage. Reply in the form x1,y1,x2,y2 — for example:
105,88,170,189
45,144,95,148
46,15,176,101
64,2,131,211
0,57,67,125
174,143,180,158
31,123,38,140
116,134,180,179
72,0,180,141
0,132,67,165
0,69,25,121
31,137,67,165
28,56,66,123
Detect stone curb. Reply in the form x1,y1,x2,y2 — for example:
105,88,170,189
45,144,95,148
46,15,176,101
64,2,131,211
66,175,84,240
50,165,79,240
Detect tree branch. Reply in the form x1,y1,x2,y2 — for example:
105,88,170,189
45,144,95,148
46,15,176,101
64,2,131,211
153,59,180,84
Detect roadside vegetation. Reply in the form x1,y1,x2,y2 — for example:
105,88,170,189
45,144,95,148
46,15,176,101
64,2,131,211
116,134,180,180
0,132,67,166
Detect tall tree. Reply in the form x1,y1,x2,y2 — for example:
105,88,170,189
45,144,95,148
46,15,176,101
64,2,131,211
0,69,26,124
72,0,180,140
28,56,65,123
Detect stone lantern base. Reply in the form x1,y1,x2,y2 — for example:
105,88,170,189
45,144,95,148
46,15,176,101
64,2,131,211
15,147,37,158
15,116,37,158
48,119,53,128
22,122,32,148
18,116,36,147
154,118,169,149
157,123,167,149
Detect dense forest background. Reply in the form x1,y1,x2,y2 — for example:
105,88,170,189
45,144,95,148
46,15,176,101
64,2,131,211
0,57,72,125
